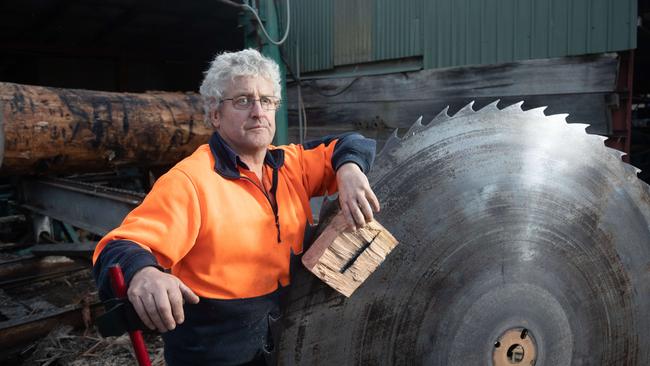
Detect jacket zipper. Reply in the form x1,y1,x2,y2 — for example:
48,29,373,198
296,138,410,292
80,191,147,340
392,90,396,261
240,168,281,243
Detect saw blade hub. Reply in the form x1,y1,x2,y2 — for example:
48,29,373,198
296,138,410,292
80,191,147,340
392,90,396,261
493,328,536,366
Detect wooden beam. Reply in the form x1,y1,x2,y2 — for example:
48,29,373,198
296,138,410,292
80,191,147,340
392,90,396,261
286,54,619,143
288,54,618,105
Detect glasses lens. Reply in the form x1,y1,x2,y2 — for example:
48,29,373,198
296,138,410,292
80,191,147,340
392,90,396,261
234,96,251,109
227,96,279,111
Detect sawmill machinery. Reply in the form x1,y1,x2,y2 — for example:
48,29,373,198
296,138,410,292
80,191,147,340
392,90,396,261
0,82,210,240
2,76,650,365
279,101,650,365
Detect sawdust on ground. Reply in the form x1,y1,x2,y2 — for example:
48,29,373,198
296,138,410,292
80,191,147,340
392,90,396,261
22,325,164,366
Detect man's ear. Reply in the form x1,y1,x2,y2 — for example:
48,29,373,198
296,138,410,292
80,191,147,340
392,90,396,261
211,109,220,129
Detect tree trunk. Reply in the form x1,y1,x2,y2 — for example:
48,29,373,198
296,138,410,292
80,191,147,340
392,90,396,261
0,82,210,175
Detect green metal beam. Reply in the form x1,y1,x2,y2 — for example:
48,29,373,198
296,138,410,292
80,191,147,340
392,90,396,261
241,0,289,145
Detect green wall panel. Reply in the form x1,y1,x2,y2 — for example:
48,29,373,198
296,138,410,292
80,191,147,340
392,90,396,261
283,0,636,74
283,0,332,74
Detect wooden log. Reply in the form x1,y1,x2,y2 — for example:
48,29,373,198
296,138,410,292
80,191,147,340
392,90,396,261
0,82,210,175
302,211,399,297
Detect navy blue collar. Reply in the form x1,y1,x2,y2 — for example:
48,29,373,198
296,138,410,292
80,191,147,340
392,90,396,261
208,132,284,179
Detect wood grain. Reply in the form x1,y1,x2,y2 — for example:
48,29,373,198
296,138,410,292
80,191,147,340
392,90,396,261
286,54,619,142
303,211,398,297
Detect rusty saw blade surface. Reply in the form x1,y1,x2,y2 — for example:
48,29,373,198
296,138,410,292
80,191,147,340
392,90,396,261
279,101,650,365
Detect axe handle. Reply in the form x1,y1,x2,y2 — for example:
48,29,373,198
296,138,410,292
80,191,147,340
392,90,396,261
109,265,152,366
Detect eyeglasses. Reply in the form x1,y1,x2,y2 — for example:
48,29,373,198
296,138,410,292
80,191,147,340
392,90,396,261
220,95,281,111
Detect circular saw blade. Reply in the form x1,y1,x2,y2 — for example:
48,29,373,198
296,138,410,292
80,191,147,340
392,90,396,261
279,101,650,365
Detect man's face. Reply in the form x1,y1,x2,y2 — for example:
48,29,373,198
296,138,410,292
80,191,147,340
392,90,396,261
212,75,277,156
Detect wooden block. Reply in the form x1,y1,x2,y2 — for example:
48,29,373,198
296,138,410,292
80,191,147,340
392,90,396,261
302,212,398,297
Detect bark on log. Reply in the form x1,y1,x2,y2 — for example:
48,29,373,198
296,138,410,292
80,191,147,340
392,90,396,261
0,82,210,175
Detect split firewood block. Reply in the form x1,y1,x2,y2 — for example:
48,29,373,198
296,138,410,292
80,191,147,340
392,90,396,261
302,211,399,297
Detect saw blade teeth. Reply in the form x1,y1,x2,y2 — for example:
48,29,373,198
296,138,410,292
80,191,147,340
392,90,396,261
429,105,451,125
592,134,609,143
377,128,402,158
453,101,476,117
555,113,570,123
405,116,425,137
622,163,641,178
527,106,548,118
605,147,627,161
569,123,590,131
503,100,525,112
478,99,501,112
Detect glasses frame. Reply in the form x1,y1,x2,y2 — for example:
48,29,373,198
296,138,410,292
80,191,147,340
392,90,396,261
220,95,281,111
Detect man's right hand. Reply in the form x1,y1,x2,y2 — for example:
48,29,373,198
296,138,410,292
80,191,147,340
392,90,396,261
127,266,200,332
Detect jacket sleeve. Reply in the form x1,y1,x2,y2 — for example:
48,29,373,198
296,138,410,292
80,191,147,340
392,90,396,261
298,132,376,197
92,168,202,300
92,239,161,300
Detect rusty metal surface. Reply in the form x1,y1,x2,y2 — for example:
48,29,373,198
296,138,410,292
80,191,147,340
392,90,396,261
0,257,101,355
279,101,650,365
21,178,143,236
0,302,103,350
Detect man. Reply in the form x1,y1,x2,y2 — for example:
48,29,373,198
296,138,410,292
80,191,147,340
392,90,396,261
92,48,379,365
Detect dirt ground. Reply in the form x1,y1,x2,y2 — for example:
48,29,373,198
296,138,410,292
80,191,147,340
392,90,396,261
20,326,164,366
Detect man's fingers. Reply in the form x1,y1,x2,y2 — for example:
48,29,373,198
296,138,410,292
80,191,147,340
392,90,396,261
168,288,185,325
130,295,156,330
340,200,356,229
347,200,366,229
152,291,177,331
356,197,374,223
367,188,380,213
141,294,168,332
180,282,200,304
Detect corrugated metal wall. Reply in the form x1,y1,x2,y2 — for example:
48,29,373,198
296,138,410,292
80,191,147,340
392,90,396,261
422,0,637,68
373,0,422,61
283,0,333,74
283,0,636,73
333,0,373,65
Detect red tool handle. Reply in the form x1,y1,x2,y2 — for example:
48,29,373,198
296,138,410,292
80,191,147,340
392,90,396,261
109,265,152,366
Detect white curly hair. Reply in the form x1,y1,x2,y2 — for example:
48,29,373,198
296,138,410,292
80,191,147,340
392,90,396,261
199,48,282,124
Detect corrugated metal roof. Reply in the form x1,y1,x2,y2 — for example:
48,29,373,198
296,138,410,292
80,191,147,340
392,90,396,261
283,0,636,74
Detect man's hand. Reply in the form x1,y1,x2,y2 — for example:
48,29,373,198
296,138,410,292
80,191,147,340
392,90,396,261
127,266,200,332
336,162,381,230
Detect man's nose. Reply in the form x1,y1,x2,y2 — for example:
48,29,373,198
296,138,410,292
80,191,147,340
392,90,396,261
249,99,265,117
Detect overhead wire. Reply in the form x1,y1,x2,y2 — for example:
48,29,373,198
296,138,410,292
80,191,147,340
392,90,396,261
219,0,314,143
216,1,290,45
244,0,291,45
307,77,359,98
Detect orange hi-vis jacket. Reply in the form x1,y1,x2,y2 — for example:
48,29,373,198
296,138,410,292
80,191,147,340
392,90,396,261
92,132,375,300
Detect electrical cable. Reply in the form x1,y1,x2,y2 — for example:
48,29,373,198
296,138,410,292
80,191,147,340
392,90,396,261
216,0,245,9
308,77,359,97
242,0,291,46
296,40,308,143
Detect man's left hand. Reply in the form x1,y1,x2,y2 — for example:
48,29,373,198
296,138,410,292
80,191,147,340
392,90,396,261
336,162,380,230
